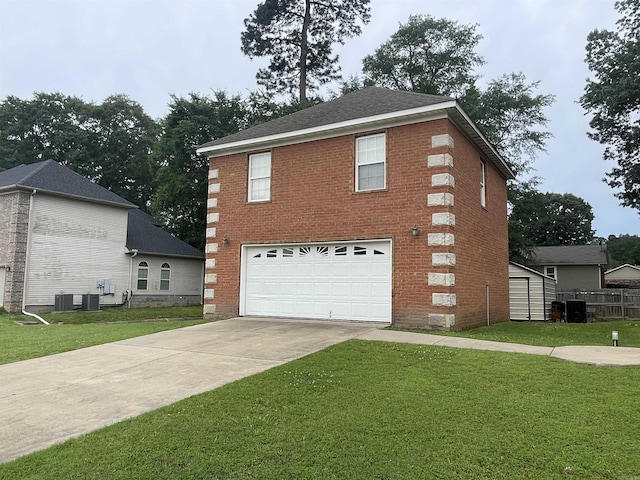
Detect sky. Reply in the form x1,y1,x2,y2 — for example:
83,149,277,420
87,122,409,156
0,0,637,238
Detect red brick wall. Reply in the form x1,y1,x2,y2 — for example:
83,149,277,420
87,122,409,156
449,126,511,329
205,117,510,329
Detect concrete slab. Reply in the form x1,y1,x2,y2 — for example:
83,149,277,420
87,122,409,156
0,317,381,464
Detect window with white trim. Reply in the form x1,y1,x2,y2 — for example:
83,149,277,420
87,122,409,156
248,152,271,202
480,161,487,207
545,266,556,280
356,133,386,192
137,262,149,290
160,263,171,291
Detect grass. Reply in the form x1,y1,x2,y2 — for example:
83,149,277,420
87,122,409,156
1,340,639,479
40,305,204,324
395,320,640,348
0,306,207,365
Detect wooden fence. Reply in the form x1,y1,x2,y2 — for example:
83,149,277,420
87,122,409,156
557,289,640,320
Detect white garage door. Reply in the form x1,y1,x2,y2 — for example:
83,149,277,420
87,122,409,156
242,240,392,323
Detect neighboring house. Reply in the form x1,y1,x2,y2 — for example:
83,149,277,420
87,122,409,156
509,262,557,321
0,160,204,313
604,264,640,288
196,87,515,330
532,245,608,291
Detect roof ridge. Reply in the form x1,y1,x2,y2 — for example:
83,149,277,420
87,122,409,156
18,159,55,185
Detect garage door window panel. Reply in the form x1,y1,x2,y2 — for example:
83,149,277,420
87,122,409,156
356,134,386,192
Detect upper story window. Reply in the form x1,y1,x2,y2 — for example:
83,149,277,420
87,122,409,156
160,263,171,291
480,161,487,207
248,152,271,202
137,261,149,290
356,133,386,192
545,266,556,280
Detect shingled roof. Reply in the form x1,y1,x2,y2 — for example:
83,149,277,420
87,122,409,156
126,209,204,259
533,245,609,266
197,86,515,180
0,160,203,259
0,160,135,208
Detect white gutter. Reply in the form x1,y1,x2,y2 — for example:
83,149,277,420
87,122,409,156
196,102,456,157
22,189,49,325
128,249,138,308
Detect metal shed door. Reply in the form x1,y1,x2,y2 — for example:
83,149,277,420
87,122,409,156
242,241,392,323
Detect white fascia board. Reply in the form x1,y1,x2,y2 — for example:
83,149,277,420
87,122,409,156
196,101,457,158
448,104,515,180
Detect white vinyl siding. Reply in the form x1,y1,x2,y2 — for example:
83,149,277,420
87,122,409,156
509,263,557,321
356,133,386,191
134,255,203,294
25,195,130,307
248,152,271,202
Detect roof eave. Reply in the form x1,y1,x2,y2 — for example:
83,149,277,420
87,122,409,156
126,249,204,259
196,100,515,181
447,105,515,180
196,101,458,157
0,184,135,209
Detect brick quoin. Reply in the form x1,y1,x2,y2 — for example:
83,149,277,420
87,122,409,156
204,117,510,330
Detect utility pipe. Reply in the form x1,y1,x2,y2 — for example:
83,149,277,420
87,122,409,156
128,249,138,308
22,189,49,325
486,281,490,326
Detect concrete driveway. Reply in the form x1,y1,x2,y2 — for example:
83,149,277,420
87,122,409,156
0,317,382,464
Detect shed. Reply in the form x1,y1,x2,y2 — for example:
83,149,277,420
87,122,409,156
604,264,640,288
509,262,557,321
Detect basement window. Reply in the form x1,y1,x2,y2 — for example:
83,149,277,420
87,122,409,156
137,262,149,290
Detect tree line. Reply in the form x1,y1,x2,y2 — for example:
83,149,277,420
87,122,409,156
2,0,636,260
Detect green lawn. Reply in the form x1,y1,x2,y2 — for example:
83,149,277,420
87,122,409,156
396,320,640,348
0,306,207,365
1,340,638,479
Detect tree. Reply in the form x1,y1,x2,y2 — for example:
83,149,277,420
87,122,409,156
361,15,554,176
151,91,247,249
362,14,484,98
607,234,640,266
581,0,640,211
0,92,159,208
509,191,595,247
80,95,159,208
468,73,555,176
241,0,371,103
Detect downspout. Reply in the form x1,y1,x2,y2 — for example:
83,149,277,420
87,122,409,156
22,189,49,325
128,249,138,309
200,257,205,306
486,281,490,326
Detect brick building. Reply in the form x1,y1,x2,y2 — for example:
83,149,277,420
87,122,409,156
197,87,514,330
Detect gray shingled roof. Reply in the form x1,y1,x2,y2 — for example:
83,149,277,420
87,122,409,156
533,245,609,266
197,86,515,180
199,87,454,149
127,209,204,259
0,160,203,259
0,160,134,208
